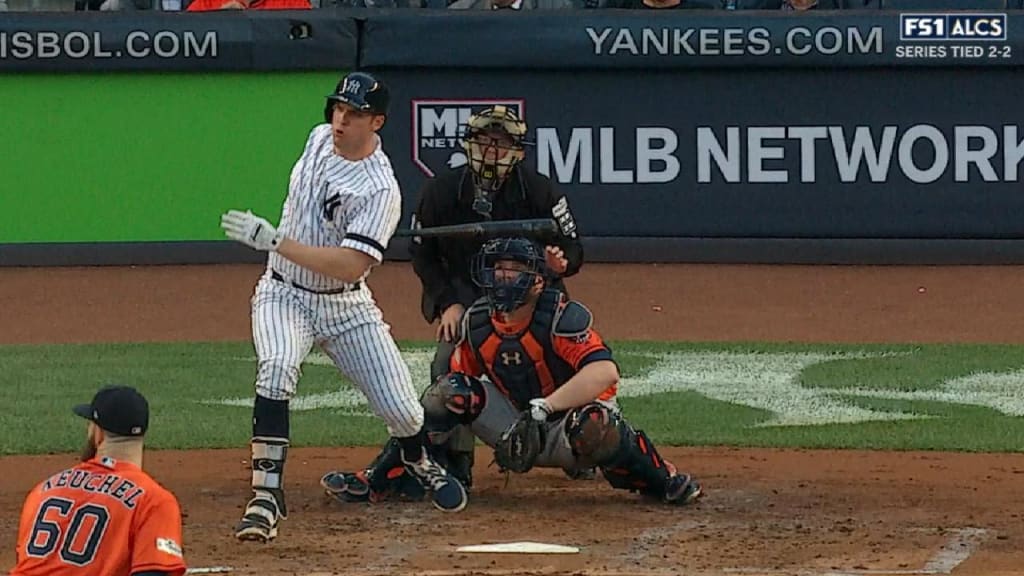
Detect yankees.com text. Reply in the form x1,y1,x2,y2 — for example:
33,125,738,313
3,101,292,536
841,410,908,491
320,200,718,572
586,25,883,57
534,125,1024,184
0,30,218,59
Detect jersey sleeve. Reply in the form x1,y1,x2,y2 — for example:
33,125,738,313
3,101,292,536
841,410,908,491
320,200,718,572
552,327,613,371
339,187,402,263
130,488,187,576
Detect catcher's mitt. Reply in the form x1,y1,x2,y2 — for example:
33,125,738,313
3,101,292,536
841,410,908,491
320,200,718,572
494,411,546,474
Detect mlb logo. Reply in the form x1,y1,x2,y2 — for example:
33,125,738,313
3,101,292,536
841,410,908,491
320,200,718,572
411,99,526,178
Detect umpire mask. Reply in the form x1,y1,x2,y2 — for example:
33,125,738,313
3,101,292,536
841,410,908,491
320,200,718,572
461,106,529,204
471,237,546,314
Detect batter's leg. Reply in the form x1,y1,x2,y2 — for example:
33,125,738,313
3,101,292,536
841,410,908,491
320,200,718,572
429,340,476,489
321,320,468,512
236,280,316,543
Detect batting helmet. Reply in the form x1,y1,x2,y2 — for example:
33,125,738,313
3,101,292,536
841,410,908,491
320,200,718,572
324,72,390,123
471,237,546,314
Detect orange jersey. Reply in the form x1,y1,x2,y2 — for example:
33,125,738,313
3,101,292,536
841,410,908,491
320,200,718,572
451,292,616,409
12,456,186,576
186,0,310,10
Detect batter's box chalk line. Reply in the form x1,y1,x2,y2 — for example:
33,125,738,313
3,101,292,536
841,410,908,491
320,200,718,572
724,527,991,576
186,568,233,575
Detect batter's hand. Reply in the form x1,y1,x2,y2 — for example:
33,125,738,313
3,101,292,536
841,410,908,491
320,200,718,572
544,245,568,275
437,303,465,343
221,209,283,252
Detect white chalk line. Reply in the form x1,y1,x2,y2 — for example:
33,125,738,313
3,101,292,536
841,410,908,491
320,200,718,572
724,526,991,576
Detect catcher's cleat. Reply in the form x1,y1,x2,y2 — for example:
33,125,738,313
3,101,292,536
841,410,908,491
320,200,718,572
404,453,468,512
445,450,475,491
563,466,598,481
235,490,283,542
321,471,372,503
663,473,703,506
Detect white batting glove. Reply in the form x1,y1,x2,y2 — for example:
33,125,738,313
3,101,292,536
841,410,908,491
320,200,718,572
528,398,553,422
220,209,283,252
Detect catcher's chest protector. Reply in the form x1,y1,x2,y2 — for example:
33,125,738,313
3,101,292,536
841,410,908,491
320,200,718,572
467,290,576,412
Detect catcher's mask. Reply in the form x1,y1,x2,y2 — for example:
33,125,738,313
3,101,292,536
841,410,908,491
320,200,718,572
471,237,546,314
460,106,531,207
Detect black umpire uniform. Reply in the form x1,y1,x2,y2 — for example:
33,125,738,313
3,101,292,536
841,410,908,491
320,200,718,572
413,164,584,333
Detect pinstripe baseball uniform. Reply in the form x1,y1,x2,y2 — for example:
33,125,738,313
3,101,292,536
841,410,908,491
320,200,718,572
252,123,423,437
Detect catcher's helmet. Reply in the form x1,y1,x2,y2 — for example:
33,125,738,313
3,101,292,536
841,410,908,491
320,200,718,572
324,72,390,123
461,106,531,193
471,237,546,314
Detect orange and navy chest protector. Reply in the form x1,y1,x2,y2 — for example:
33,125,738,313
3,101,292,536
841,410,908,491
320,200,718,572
452,289,615,412
12,456,187,576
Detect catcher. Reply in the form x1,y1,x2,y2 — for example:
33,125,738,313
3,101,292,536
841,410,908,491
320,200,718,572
321,237,703,507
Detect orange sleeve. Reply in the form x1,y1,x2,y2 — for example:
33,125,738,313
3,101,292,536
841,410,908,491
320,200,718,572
553,328,613,371
130,487,186,576
449,339,483,377
184,0,222,10
261,0,311,8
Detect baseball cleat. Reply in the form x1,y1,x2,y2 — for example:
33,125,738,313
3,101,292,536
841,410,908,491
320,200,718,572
235,491,282,542
404,454,468,512
663,473,703,506
563,466,598,481
320,470,372,503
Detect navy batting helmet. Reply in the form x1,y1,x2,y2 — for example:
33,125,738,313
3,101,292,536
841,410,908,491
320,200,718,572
471,237,547,314
324,72,390,123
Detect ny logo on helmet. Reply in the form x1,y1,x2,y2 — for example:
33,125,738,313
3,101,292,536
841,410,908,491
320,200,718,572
412,99,525,178
344,78,362,94
501,351,523,366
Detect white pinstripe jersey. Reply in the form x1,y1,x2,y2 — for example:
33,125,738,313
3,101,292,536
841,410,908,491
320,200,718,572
267,124,402,291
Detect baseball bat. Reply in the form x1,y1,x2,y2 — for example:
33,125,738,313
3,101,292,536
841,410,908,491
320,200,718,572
393,218,559,238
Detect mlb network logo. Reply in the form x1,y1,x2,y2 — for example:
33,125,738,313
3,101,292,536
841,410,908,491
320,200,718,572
411,99,525,178
899,13,1007,41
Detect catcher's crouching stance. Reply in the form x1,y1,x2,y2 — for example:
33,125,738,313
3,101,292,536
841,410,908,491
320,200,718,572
321,237,703,507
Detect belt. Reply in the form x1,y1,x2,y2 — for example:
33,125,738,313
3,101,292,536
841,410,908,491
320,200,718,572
271,271,361,295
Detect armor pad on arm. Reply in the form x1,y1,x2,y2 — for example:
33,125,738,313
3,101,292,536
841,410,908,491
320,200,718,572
553,300,594,339
420,373,487,435
566,405,673,497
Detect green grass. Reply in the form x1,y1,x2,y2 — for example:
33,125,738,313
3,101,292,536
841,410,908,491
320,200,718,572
3,341,1024,456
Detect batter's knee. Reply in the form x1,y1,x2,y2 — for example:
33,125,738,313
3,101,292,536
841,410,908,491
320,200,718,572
375,398,424,439
564,403,622,468
255,360,301,401
420,373,486,435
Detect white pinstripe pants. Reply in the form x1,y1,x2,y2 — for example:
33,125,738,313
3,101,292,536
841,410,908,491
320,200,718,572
250,273,424,438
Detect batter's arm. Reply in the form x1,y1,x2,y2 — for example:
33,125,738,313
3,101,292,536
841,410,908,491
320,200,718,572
275,241,375,284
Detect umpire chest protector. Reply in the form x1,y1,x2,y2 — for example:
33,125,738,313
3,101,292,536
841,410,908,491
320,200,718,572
464,289,590,413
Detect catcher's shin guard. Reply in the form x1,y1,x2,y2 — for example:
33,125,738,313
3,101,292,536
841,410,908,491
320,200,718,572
420,373,485,490
567,404,702,505
236,436,289,542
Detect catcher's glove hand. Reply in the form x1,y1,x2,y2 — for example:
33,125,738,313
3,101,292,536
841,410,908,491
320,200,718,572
493,399,551,474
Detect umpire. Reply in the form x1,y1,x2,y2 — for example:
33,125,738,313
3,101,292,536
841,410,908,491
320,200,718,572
411,105,585,489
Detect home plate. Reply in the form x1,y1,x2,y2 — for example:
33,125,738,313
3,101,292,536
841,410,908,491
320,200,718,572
456,541,580,554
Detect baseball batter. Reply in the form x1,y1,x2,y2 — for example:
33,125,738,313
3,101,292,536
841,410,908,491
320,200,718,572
220,71,467,543
11,386,186,576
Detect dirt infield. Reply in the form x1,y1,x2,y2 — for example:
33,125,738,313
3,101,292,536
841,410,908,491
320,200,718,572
3,263,1024,576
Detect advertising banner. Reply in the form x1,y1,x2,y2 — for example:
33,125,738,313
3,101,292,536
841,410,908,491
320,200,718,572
379,67,1024,239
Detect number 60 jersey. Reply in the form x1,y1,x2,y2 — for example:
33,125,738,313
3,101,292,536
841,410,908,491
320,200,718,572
12,456,186,576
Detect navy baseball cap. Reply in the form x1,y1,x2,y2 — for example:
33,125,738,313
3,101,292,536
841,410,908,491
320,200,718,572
326,71,390,115
73,385,149,437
